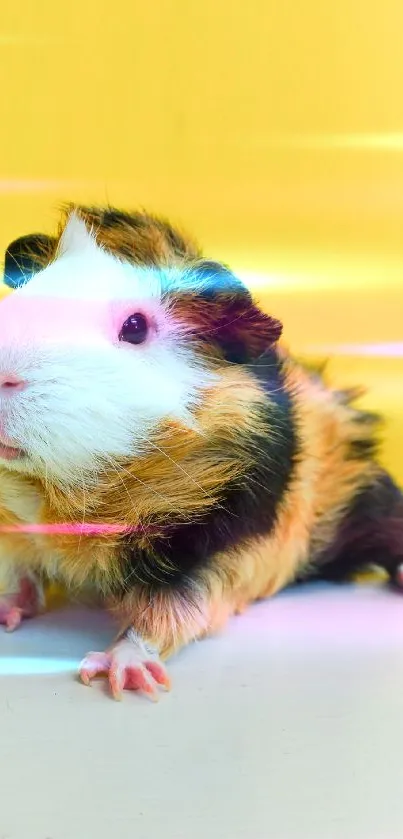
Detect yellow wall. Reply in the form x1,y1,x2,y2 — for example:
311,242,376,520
0,1,402,479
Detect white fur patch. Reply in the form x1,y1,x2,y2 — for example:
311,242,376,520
56,213,98,258
0,215,212,486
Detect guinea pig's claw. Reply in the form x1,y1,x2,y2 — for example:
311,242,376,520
79,651,111,686
78,641,169,702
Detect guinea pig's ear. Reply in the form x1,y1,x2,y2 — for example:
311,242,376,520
187,259,283,364
3,233,56,288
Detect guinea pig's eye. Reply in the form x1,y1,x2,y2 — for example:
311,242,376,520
119,313,149,345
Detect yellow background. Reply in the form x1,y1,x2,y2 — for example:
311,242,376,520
0,0,402,480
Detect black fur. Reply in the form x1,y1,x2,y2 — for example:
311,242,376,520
118,349,298,591
4,233,53,288
163,260,284,365
307,471,403,585
3,208,198,289
75,206,200,264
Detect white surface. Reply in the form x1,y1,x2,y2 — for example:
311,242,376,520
0,582,402,839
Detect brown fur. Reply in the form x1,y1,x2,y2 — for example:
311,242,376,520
0,206,386,664
111,356,381,658
0,353,380,658
14,367,265,590
21,204,201,271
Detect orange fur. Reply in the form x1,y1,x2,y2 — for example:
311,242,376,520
108,356,381,659
0,206,385,667
0,366,262,592
21,204,201,271
0,359,380,654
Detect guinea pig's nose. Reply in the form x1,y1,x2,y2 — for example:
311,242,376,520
0,374,27,392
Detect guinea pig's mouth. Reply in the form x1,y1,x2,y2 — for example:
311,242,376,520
0,442,26,461
0,431,26,461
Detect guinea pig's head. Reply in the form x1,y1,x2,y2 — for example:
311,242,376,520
0,212,282,487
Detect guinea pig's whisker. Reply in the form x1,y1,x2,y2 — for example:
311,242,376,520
247,429,284,454
122,562,170,588
104,456,175,550
77,471,87,555
104,459,155,550
105,455,184,520
6,250,32,289
248,476,273,496
147,439,212,499
191,312,247,338
102,459,198,588
42,462,49,495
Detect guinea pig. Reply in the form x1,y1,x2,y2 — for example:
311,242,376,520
0,203,402,701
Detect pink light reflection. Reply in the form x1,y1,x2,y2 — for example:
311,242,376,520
0,522,154,536
304,341,403,357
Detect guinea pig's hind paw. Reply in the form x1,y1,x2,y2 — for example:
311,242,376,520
79,641,170,702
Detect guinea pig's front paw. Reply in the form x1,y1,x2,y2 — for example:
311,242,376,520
0,575,42,632
79,635,170,702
